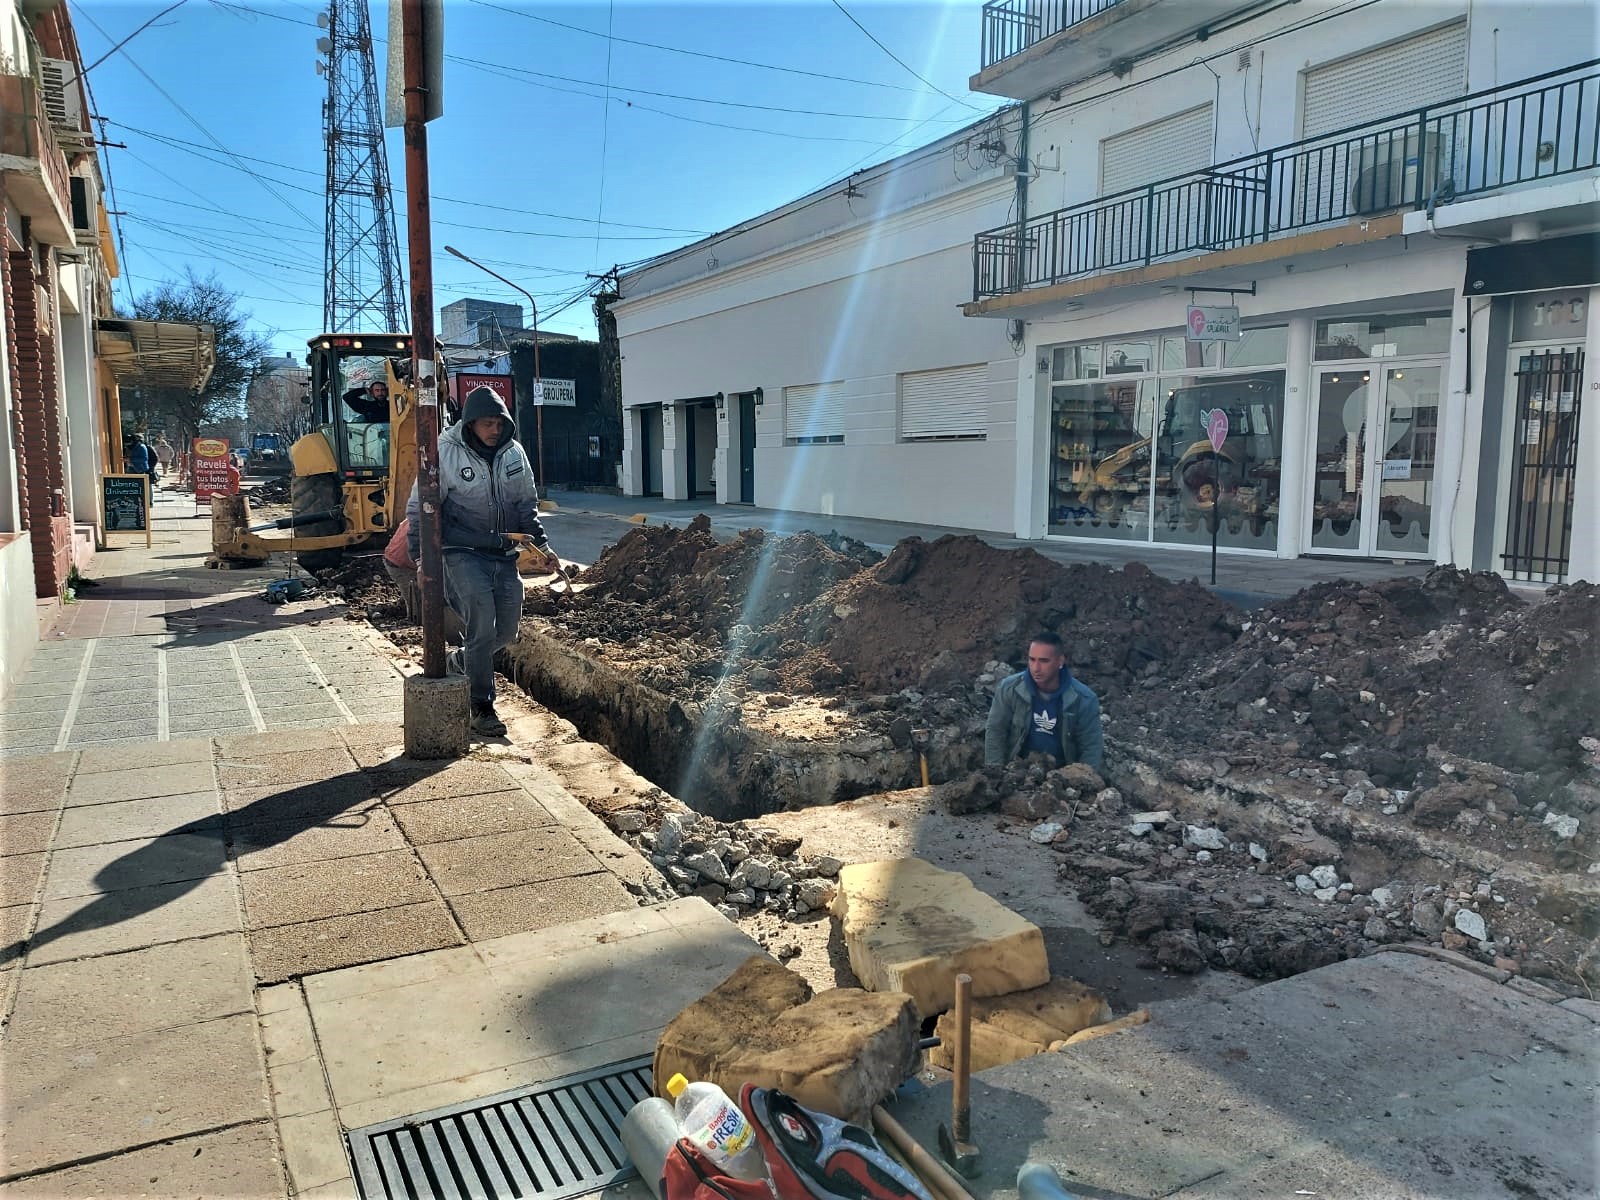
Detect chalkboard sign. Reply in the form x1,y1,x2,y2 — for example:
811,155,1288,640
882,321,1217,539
102,473,151,545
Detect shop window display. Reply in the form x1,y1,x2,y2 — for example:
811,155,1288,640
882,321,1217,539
1315,312,1450,361
1049,379,1155,539
1153,372,1286,550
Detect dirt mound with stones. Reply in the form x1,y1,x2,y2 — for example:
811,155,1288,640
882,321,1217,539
762,535,1239,700
1132,568,1600,796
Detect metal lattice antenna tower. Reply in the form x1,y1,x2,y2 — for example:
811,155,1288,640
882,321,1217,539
321,0,405,333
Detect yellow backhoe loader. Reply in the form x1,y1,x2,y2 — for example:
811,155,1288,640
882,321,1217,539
212,332,420,570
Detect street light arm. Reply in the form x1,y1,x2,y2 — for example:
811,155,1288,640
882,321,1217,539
443,245,538,323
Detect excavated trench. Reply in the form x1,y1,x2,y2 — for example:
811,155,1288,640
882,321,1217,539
501,628,975,820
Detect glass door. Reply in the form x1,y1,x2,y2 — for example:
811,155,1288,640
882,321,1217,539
1308,364,1440,557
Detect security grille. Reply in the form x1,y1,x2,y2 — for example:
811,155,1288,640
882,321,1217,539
900,364,987,441
785,381,847,444
347,1057,654,1200
1502,348,1584,583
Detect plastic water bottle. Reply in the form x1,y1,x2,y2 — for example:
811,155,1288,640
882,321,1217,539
665,1073,768,1182
1017,1161,1081,1200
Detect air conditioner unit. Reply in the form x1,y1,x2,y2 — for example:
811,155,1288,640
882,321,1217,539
38,57,84,131
1349,131,1441,216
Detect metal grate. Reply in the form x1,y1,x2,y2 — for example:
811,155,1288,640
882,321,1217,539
348,1057,655,1200
1503,347,1585,583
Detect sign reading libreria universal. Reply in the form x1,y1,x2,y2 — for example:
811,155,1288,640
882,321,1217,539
102,473,150,538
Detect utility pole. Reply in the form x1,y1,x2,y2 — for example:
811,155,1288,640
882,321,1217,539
443,245,544,487
401,0,444,682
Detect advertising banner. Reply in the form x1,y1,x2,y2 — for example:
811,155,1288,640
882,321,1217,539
193,436,233,502
453,372,516,417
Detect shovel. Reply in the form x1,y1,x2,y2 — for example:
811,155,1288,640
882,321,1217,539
508,533,572,594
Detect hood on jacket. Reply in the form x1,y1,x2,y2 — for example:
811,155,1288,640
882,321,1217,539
461,385,512,425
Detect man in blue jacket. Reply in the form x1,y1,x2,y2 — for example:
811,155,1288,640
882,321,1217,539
407,386,551,737
984,631,1104,772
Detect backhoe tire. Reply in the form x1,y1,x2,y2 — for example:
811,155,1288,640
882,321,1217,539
291,472,347,573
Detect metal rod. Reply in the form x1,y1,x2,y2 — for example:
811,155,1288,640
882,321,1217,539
402,0,445,680
952,973,972,1144
871,1107,976,1200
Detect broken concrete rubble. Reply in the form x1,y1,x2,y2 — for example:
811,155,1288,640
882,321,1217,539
829,859,1050,1018
928,978,1112,1072
652,956,919,1124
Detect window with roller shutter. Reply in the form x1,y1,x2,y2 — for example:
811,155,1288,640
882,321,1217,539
1301,23,1467,138
784,382,846,444
899,364,987,442
1100,104,1214,197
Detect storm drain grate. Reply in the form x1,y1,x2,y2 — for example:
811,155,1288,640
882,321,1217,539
347,1057,655,1200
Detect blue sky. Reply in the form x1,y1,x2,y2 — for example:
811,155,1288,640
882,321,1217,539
77,0,1000,354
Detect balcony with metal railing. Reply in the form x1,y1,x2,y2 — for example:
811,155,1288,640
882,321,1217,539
971,59,1600,303
0,70,75,246
973,0,1245,99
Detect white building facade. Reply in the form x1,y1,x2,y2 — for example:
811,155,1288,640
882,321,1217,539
615,0,1600,583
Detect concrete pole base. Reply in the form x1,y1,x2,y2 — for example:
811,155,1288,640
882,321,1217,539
403,674,471,759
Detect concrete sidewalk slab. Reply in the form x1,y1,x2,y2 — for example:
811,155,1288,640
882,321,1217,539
0,853,44,907
0,1123,285,1198
5,933,253,1050
64,760,216,807
217,747,359,791
306,898,758,1130
0,1013,270,1179
247,898,463,984
238,850,436,929
54,792,220,848
373,758,532,803
388,788,558,844
73,737,213,775
0,812,57,856
42,832,226,900
220,774,381,820
447,872,639,941
415,826,603,895
26,872,240,966
230,806,407,870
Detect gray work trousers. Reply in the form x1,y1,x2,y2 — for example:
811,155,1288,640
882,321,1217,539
441,552,522,707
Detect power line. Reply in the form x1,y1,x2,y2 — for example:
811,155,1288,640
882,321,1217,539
594,0,615,266
80,0,189,79
467,0,941,97
78,8,320,232
827,0,982,112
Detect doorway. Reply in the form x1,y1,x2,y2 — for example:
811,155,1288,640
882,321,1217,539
737,392,757,504
1308,362,1443,556
637,406,663,496
1499,345,1585,582
683,402,717,499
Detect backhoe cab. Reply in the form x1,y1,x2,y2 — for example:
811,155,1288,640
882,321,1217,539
210,332,420,570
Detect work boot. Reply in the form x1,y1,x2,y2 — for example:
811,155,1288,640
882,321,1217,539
470,702,506,738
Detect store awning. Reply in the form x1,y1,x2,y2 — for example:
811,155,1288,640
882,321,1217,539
1464,232,1600,298
95,318,217,392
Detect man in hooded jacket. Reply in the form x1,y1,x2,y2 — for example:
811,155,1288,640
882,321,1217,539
407,386,550,736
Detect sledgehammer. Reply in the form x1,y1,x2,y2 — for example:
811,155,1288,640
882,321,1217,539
938,973,980,1177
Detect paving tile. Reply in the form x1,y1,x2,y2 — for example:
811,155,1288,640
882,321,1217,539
0,772,69,816
43,832,226,900
375,760,523,804
0,1121,285,1198
6,933,253,1050
217,746,358,791
417,827,602,896
218,728,348,757
387,788,556,844
222,774,380,823
342,721,404,749
0,736,64,759
0,1013,270,1178
239,850,435,930
74,737,213,775
0,852,45,907
448,873,639,942
0,811,57,857
248,899,463,984
268,1052,336,1119
0,902,32,964
231,807,407,872
56,792,222,848
26,872,241,966
278,1108,351,1193
0,707,66,731
65,760,216,807
260,994,319,1061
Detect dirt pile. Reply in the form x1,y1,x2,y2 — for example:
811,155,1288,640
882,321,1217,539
763,535,1239,699
1131,569,1600,795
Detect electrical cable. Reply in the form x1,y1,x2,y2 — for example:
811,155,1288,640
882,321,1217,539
827,0,983,111
79,0,189,79
465,0,941,96
595,0,615,265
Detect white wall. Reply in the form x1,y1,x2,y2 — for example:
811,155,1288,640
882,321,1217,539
1021,0,1598,216
0,534,38,698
